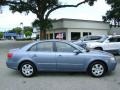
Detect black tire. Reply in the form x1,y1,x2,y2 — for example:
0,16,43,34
20,62,37,77
87,61,107,77
94,47,103,50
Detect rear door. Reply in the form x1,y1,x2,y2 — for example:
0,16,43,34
28,41,56,71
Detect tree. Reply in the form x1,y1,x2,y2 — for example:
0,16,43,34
1,0,97,40
24,31,32,38
24,26,33,33
23,26,33,38
0,32,3,39
103,0,120,27
10,27,22,34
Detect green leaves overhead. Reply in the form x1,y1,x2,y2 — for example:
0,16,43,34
0,0,97,39
9,27,22,34
103,0,120,26
88,0,97,6
32,19,53,30
0,32,3,39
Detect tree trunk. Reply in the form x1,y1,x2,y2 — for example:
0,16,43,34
40,27,46,40
37,17,47,40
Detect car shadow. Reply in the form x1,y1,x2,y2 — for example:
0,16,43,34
37,72,87,77
7,70,117,78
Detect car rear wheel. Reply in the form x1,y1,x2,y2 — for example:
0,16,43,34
20,62,36,77
88,61,107,77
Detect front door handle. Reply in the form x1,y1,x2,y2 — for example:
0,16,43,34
59,55,62,56
32,54,37,57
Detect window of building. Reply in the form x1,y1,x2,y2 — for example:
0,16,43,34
50,33,53,39
71,32,81,40
55,32,66,40
83,32,91,36
46,33,53,39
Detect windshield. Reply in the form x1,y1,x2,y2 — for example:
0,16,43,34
70,42,87,52
96,36,108,43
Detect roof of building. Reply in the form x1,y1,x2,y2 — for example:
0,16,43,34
52,18,109,24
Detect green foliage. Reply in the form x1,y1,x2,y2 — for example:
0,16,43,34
1,0,97,39
24,31,32,38
24,26,33,33
103,0,120,27
10,27,22,34
0,32,3,38
16,38,32,41
23,26,33,38
32,19,53,30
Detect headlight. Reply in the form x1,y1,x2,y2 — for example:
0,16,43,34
110,57,115,61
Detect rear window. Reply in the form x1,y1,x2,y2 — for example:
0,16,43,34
90,36,102,40
84,36,102,41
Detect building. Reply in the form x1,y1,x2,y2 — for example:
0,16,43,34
46,18,110,41
4,32,24,39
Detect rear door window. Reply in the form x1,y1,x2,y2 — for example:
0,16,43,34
29,42,53,52
90,36,102,40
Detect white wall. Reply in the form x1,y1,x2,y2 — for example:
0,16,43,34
51,19,110,41
63,19,110,30
52,20,63,29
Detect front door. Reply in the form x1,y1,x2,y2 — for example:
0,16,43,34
103,37,120,51
55,42,85,71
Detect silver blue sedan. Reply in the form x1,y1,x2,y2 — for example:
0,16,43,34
6,40,117,77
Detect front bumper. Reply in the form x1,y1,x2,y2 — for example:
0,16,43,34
108,60,117,72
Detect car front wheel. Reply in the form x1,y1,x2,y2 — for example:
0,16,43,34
20,62,36,77
88,61,107,77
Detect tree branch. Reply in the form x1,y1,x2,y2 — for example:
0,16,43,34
45,0,88,19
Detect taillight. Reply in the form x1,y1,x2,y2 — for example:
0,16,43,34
7,53,13,59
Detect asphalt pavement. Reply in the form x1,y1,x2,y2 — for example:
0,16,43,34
0,40,120,90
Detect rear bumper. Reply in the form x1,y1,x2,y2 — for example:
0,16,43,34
6,60,18,70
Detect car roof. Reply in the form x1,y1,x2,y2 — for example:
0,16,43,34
35,39,70,43
20,39,73,51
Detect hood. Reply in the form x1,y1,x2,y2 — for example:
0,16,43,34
73,40,82,44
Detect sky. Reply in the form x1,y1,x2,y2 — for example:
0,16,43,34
0,0,111,32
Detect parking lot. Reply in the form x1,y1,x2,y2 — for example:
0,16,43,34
0,40,120,90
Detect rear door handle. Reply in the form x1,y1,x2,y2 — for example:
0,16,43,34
59,55,62,56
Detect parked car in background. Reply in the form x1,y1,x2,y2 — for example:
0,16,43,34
6,40,117,77
86,35,120,54
73,35,107,48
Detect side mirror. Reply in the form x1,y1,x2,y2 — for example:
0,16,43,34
73,50,81,55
